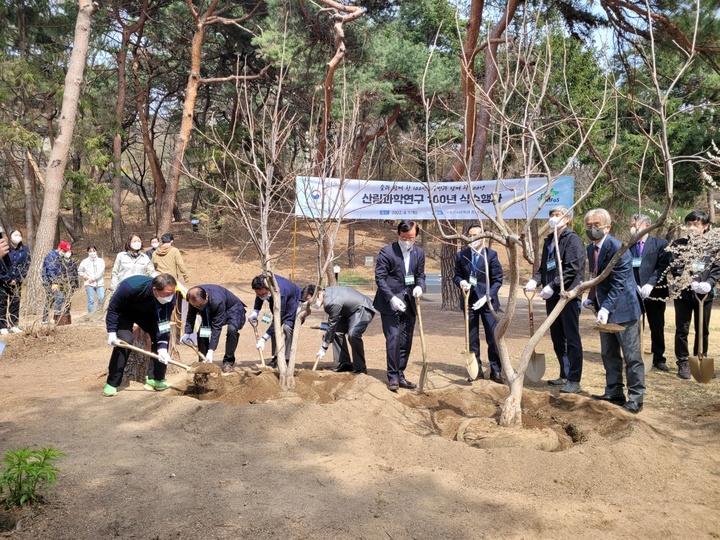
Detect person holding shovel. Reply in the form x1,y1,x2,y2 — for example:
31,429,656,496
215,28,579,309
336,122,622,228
301,284,377,374
582,208,645,413
454,223,504,383
249,274,302,369
525,206,586,394
181,285,247,373
103,273,178,397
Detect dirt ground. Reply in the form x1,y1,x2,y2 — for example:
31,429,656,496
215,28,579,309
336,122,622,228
1,222,719,539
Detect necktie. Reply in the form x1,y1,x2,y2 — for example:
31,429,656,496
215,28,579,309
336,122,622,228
472,252,479,271
638,241,644,257
589,245,599,300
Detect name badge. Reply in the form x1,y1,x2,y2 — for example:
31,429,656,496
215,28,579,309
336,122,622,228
546,259,557,271
404,274,415,286
632,257,642,268
157,320,171,333
261,313,272,324
199,326,211,338
320,322,328,331
469,275,478,286
692,261,706,272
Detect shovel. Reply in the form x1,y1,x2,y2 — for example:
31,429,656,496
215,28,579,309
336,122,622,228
461,288,479,380
689,293,714,383
115,340,193,371
416,296,430,392
249,319,268,369
523,289,546,383
639,314,653,374
182,341,210,363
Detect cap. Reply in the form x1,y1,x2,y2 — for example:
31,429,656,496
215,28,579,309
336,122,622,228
58,241,72,251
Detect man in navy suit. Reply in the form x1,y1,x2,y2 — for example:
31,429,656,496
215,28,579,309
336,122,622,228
525,206,586,393
629,214,671,372
453,223,504,382
181,285,247,373
582,208,645,413
249,274,302,368
373,220,426,391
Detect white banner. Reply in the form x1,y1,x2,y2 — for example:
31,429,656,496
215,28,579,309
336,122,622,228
295,176,574,220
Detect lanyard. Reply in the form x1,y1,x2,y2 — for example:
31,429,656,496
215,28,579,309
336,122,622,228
155,299,169,323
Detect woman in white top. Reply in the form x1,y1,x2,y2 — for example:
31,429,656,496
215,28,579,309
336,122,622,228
110,233,156,291
78,245,106,313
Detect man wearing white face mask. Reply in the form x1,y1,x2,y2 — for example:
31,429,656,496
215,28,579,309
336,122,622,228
104,273,178,397
41,241,77,324
525,206,586,392
454,223,504,382
301,284,377,373
374,220,426,391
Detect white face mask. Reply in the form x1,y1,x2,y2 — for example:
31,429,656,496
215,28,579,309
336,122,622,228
130,242,142,251
311,300,323,309
629,225,637,236
470,239,482,250
156,294,173,304
151,242,159,249
10,234,21,244
64,251,72,259
548,217,560,229
260,294,271,301
88,252,97,259
399,240,414,252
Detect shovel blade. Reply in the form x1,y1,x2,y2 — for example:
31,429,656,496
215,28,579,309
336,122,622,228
462,351,478,380
642,351,654,374
525,352,546,383
689,355,715,384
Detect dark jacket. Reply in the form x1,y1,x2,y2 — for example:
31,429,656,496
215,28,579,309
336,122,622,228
588,234,642,324
321,286,377,344
106,275,175,350
185,285,247,350
669,236,720,302
532,227,586,299
0,241,30,286
252,275,302,338
373,242,426,316
631,236,670,298
41,250,64,285
453,246,503,310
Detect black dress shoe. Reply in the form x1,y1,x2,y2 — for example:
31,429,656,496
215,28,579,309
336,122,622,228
398,379,416,390
332,363,354,373
622,400,643,414
653,362,670,372
591,393,626,405
467,369,485,382
489,371,505,384
267,358,278,368
388,380,399,391
353,368,367,374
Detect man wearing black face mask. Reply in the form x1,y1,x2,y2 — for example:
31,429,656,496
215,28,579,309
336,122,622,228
301,284,377,374
583,208,645,413
104,273,178,397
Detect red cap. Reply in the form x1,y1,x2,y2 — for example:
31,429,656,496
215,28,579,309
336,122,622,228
58,241,72,251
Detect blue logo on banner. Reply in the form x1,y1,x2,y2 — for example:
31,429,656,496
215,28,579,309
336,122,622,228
311,190,321,200
380,210,390,215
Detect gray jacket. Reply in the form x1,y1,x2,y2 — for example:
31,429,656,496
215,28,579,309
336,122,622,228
322,286,377,343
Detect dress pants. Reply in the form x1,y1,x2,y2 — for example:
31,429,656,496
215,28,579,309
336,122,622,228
332,308,375,371
381,309,416,382
546,297,583,381
642,298,666,364
599,318,645,402
106,317,167,387
0,283,21,329
198,324,239,364
270,323,294,362
468,304,501,373
674,297,712,358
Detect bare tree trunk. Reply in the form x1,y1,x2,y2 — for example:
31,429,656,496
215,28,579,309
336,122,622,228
347,223,356,268
23,0,97,316
440,221,459,310
708,188,716,223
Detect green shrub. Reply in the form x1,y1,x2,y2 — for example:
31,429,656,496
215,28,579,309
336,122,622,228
0,447,65,508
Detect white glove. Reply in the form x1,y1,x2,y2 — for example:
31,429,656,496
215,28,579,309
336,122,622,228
639,284,653,299
596,308,609,325
256,337,266,350
390,296,407,312
459,280,471,292
691,281,712,294
158,349,171,365
316,346,327,359
524,279,537,292
539,285,554,300
413,286,423,298
107,332,119,347
204,350,214,363
180,333,196,345
248,310,259,324
582,299,597,314
472,296,487,310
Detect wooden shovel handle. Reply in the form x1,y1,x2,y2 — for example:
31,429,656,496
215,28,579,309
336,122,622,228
249,320,267,367
115,340,192,371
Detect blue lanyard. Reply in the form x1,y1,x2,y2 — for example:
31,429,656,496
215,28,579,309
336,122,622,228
155,299,169,322
204,305,210,325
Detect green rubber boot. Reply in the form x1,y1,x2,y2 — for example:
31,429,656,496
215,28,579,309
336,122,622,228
103,384,117,397
144,377,169,391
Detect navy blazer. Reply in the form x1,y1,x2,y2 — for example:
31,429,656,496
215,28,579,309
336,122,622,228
185,284,247,350
453,246,502,309
373,242,426,316
588,234,641,324
631,235,670,298
252,275,302,338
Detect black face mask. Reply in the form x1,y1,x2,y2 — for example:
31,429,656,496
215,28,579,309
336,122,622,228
585,227,605,241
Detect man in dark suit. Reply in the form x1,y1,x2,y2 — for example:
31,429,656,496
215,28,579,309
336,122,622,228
249,274,302,369
301,284,377,374
181,285,247,373
525,206,586,393
453,223,504,383
373,220,426,391
629,214,671,372
583,208,645,413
